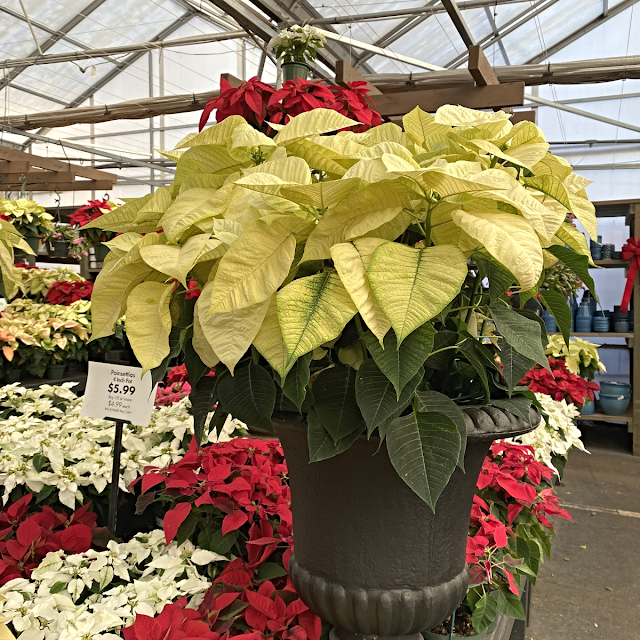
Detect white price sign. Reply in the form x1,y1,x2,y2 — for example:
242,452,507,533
81,362,157,426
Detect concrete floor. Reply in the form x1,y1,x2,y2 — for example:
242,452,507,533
527,423,640,640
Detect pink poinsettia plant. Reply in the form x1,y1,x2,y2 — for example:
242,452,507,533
464,442,571,633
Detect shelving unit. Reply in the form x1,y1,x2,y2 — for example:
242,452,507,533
576,199,640,455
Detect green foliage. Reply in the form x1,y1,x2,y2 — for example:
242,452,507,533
85,107,597,509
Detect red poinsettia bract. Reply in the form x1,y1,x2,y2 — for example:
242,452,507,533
69,198,112,228
135,438,319,640
466,442,571,593
123,597,220,640
200,77,276,131
199,76,381,133
44,280,94,305
0,493,99,585
522,359,599,407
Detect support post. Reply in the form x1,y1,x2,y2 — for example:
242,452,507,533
633,203,640,455
108,420,124,534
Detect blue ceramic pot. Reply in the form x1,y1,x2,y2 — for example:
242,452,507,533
591,247,602,260
614,320,629,333
599,393,630,416
575,304,592,332
593,319,610,332
541,310,557,333
599,381,630,396
580,399,596,415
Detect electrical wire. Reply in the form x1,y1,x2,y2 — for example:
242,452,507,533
611,4,635,170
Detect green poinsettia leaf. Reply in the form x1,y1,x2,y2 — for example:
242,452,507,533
386,409,461,511
217,363,276,433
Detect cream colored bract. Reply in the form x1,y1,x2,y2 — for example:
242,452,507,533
85,106,595,375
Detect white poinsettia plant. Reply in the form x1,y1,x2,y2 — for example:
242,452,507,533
0,530,226,640
545,334,606,380
85,106,599,510
510,391,589,474
0,383,245,509
269,24,326,64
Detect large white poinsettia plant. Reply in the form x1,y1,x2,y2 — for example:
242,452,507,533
86,106,598,509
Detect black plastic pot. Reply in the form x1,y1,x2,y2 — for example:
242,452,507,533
4,369,22,383
45,363,67,380
275,405,538,640
52,241,70,258
94,242,109,262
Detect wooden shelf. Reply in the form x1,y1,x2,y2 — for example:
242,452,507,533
578,409,632,424
35,255,82,265
549,332,634,338
591,259,630,268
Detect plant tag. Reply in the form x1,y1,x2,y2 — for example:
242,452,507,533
81,362,157,426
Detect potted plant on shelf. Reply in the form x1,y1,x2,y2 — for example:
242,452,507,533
86,107,598,640
269,24,326,81
45,223,75,258
69,198,119,262
0,197,53,255
0,218,35,300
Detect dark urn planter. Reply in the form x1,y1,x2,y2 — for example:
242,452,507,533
274,405,539,640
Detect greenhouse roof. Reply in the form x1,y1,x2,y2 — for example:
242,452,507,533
1,0,640,200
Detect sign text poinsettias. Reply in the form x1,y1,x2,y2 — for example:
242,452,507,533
136,438,319,640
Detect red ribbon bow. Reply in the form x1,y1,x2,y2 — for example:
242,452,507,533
620,238,640,313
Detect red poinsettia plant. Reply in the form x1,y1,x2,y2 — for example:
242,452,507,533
134,438,320,640
522,359,599,407
0,493,100,585
44,280,94,305
200,77,276,131
154,364,216,406
464,442,571,633
69,198,117,245
200,76,381,133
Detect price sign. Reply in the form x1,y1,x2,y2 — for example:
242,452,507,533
81,362,157,426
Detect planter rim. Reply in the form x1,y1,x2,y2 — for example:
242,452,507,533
273,404,540,443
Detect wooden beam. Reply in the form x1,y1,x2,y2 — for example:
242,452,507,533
335,61,382,95
441,0,476,47
511,110,537,124
374,82,525,116
0,171,76,184
0,147,117,183
468,45,499,86
6,54,640,131
5,180,115,192
0,161,30,173
221,73,243,88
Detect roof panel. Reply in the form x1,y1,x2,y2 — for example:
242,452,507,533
500,0,604,64
0,14,51,59
2,0,97,32
64,0,184,48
